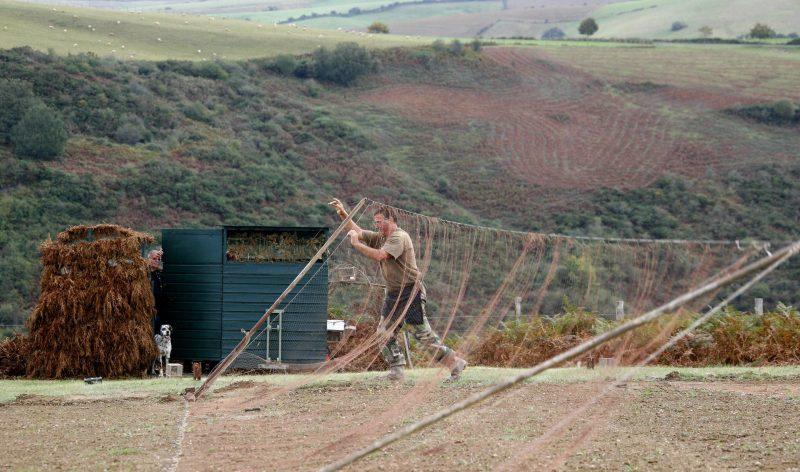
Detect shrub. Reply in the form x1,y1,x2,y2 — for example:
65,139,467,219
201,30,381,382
367,21,389,34
431,39,447,53
114,113,148,145
10,103,68,160
788,38,800,46
698,25,713,37
181,102,214,123
578,18,598,36
0,79,38,144
541,27,566,40
773,100,797,121
750,23,776,39
671,21,688,32
449,39,464,55
312,42,377,86
271,54,297,75
469,38,482,52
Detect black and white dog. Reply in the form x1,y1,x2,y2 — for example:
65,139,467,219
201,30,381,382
152,324,172,377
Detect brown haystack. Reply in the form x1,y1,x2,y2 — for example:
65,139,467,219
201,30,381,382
0,334,28,378
25,224,159,379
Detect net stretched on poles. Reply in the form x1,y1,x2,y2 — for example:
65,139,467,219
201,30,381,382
196,198,793,470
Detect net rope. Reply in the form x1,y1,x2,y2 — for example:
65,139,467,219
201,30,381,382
196,198,797,470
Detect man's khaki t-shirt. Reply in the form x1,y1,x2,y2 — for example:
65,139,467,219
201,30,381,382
360,228,423,294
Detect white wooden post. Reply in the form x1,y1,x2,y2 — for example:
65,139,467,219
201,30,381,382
755,298,764,316
615,300,625,321
514,296,522,322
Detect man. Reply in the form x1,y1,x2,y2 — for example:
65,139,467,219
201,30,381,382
329,198,467,382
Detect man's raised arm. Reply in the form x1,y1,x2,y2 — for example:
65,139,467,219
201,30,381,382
328,198,363,235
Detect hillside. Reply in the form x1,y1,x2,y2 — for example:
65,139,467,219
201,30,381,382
0,40,799,326
0,0,420,60
17,0,800,39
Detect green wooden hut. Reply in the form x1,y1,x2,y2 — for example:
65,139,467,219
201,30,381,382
159,226,329,368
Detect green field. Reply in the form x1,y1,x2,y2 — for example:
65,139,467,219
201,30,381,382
290,0,501,31
225,0,421,24
0,0,421,60
583,0,800,39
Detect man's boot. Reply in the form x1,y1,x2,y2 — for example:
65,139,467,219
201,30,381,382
379,365,405,382
442,355,467,383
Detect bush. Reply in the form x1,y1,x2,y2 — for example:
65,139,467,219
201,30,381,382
671,21,688,32
312,42,377,86
431,39,447,53
10,103,68,160
469,38,482,52
788,38,800,46
367,21,389,34
773,100,797,121
541,27,566,40
578,18,598,36
271,54,297,75
449,39,464,55
0,79,38,144
750,23,776,39
114,113,149,145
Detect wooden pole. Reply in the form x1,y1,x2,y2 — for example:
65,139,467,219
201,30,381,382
755,298,764,316
319,239,800,472
191,198,368,401
402,332,413,369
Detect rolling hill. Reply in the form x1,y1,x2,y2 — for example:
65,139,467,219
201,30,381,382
19,0,800,39
0,0,421,60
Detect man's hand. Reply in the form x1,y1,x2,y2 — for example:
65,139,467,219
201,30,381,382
328,198,347,219
347,229,359,244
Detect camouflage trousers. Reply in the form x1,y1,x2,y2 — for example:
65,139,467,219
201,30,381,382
379,288,451,368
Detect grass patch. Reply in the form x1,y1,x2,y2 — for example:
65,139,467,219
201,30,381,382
3,366,800,403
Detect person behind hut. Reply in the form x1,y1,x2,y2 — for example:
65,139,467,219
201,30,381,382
329,198,467,382
147,248,164,331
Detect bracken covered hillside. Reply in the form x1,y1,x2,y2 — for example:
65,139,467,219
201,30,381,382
1,42,799,323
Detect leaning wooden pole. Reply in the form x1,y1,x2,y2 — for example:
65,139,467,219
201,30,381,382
191,198,368,401
320,239,800,472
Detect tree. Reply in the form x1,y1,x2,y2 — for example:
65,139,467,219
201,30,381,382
541,27,566,40
671,21,688,32
10,103,68,160
698,25,713,37
578,18,598,36
750,23,776,39
367,21,389,34
0,79,38,144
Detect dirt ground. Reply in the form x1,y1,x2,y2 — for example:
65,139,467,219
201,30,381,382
3,377,800,471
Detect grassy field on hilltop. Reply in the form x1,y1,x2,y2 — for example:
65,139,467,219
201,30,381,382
290,1,501,32
0,0,420,60
582,0,800,39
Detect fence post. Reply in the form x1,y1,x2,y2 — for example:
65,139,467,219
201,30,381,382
615,300,625,321
755,298,764,316
514,296,522,322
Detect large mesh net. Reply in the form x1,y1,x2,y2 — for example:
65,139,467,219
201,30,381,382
202,198,795,470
